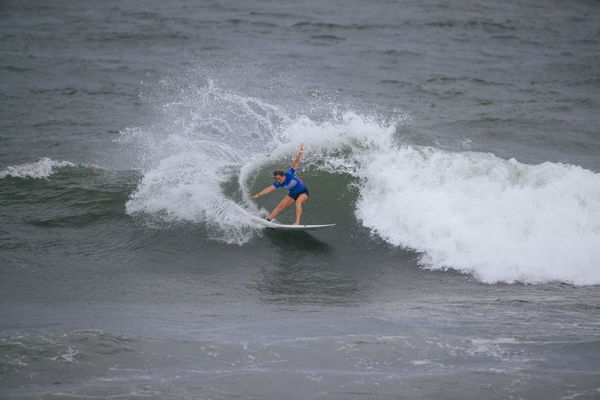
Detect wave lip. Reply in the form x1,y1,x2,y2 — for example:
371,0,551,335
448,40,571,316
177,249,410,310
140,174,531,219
0,158,75,179
356,146,600,285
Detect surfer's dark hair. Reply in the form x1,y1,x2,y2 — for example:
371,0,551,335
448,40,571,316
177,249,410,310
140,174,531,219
273,170,285,177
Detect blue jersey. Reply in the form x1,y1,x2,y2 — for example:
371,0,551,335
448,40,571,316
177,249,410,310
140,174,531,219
273,167,307,195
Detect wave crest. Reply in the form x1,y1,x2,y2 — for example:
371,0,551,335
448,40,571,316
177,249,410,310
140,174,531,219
356,146,600,284
0,158,75,179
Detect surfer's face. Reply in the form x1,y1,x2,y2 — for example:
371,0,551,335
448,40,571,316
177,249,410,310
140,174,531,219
274,175,285,184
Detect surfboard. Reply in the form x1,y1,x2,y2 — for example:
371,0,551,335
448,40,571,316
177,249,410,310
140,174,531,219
252,217,335,230
267,222,336,230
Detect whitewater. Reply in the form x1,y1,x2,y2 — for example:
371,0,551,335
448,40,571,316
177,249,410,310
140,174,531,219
108,81,600,285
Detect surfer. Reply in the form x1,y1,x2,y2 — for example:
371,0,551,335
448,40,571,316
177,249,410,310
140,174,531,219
251,143,309,225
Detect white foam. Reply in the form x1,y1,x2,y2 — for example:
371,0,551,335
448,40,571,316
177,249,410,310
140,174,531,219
125,153,258,244
49,346,79,362
0,158,75,179
356,146,600,285
122,80,281,244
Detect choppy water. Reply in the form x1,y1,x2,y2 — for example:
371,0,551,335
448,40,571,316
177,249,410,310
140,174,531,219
1,0,600,399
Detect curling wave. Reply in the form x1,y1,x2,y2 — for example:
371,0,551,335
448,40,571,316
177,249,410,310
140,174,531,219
121,80,600,285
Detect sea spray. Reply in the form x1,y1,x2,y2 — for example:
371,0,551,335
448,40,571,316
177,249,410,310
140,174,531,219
121,79,289,244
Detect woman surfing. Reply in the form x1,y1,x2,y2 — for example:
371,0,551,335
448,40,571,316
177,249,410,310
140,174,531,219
251,143,309,225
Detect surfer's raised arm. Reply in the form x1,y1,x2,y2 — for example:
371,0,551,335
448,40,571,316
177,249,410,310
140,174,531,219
250,185,275,199
291,143,305,170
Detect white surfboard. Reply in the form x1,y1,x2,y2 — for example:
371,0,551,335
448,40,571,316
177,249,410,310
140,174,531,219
252,217,335,230
267,222,336,230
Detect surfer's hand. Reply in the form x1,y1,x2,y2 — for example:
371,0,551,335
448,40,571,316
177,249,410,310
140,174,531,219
300,143,304,152
250,194,259,199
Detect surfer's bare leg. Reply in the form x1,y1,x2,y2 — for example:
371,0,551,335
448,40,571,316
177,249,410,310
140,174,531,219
268,196,295,221
293,193,309,225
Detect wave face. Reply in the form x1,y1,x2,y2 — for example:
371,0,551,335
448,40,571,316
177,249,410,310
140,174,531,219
121,79,600,285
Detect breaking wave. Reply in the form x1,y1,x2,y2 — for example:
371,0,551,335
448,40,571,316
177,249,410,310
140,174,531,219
120,79,600,285
0,158,75,179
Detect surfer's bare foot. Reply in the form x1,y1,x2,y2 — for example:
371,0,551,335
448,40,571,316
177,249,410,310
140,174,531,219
292,222,300,225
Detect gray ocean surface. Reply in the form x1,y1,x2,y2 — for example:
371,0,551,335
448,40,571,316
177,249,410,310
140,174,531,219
1,0,600,399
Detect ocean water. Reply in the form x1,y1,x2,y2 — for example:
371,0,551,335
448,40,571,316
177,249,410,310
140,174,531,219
1,0,600,399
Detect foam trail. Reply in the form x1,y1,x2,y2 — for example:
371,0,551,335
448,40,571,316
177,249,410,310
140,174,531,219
0,158,75,179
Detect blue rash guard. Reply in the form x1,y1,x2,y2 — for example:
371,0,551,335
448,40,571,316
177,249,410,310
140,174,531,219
273,167,308,197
